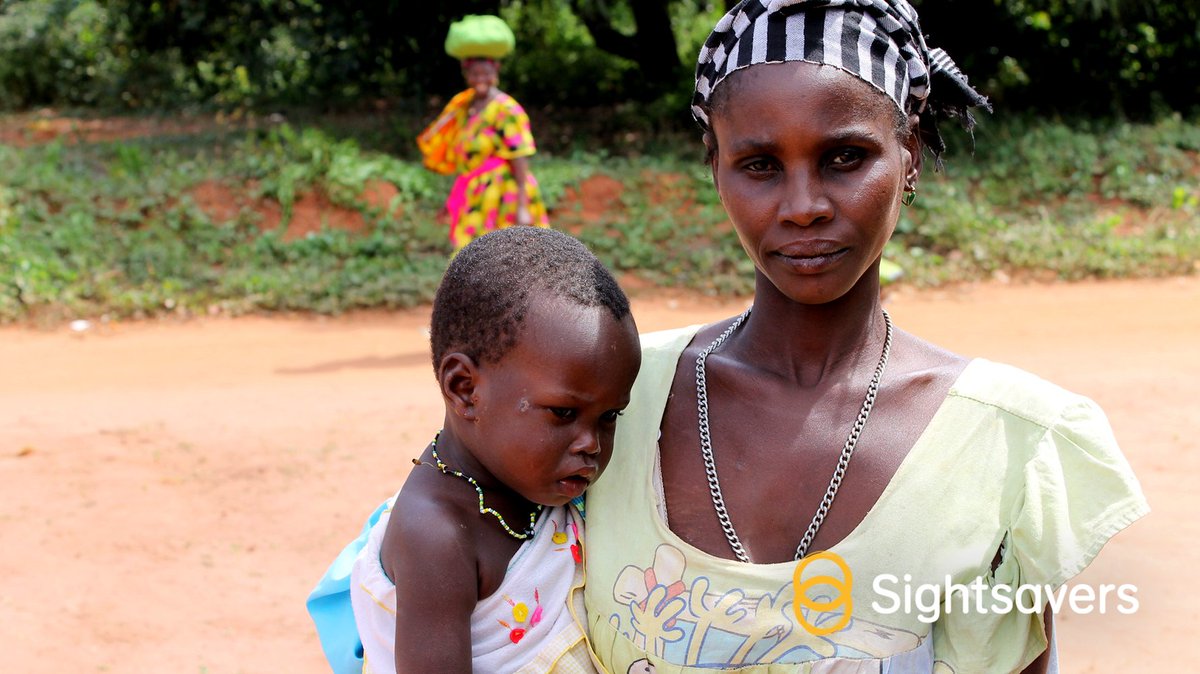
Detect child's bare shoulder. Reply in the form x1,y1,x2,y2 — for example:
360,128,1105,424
379,465,480,582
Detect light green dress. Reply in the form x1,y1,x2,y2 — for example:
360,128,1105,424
584,326,1148,673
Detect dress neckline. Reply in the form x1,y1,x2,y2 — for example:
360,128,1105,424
648,324,982,569
466,91,506,122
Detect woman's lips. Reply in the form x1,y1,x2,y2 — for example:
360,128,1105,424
773,245,850,272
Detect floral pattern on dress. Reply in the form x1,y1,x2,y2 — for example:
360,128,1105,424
607,544,925,667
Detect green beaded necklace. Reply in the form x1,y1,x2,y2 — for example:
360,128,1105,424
420,431,543,540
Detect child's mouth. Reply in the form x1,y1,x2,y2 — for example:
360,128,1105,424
558,475,590,498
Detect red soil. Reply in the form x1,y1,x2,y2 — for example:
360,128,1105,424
2,278,1197,672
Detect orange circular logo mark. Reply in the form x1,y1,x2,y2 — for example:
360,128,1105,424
792,550,853,636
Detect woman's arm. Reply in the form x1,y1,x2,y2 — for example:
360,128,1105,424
508,156,533,226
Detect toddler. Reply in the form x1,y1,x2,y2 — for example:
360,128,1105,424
348,227,641,673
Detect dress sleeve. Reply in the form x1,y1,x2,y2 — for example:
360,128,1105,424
935,396,1149,673
493,97,537,160
1008,396,1149,589
416,90,471,175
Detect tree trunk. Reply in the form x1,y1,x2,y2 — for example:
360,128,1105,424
569,0,684,99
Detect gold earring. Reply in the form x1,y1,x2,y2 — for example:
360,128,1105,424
902,189,917,207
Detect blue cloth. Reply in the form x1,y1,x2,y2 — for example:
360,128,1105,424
306,500,388,674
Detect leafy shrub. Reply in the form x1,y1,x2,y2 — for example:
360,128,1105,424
0,0,121,107
0,112,1197,323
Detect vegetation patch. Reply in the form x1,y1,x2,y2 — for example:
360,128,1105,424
1,112,1197,324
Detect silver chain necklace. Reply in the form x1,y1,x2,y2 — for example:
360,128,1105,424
695,307,893,563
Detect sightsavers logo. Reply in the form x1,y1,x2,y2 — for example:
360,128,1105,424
791,551,853,636
792,552,1139,634
872,574,1140,624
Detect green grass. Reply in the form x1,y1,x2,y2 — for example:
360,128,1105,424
1,112,1197,323
887,113,1200,285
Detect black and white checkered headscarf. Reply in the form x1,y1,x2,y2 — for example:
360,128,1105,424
693,0,990,159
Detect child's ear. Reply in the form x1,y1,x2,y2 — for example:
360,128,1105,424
439,352,481,421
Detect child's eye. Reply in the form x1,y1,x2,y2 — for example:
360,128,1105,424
600,409,625,424
550,407,576,421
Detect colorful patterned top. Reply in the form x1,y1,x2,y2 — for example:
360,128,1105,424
417,89,550,251
584,326,1149,674
350,498,598,674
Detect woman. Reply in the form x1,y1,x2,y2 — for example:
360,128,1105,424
418,42,550,252
582,1,1148,672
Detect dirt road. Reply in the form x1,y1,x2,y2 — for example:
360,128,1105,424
2,277,1197,673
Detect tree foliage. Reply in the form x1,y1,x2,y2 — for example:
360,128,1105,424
917,0,1200,116
0,0,119,107
0,0,1195,116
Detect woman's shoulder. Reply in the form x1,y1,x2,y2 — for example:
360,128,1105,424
890,328,1092,430
627,325,702,395
491,90,526,114
639,324,702,353
949,357,1099,431
642,313,755,362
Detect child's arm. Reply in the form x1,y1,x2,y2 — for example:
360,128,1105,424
383,500,479,673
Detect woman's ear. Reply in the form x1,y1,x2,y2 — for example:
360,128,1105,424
439,352,481,422
903,113,924,189
704,131,720,192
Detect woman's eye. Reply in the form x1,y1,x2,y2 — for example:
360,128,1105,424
828,148,866,167
743,159,774,174
550,407,576,421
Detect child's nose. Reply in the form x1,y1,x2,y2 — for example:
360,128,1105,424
571,429,600,455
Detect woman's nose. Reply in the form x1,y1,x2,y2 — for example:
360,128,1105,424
779,168,833,226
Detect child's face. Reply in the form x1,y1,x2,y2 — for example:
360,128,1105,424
708,61,919,305
468,296,640,507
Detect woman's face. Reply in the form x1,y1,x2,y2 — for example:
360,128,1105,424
463,59,499,97
709,61,920,305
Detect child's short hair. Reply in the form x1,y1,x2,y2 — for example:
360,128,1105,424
430,227,632,372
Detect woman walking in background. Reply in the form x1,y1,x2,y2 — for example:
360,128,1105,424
417,15,550,253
